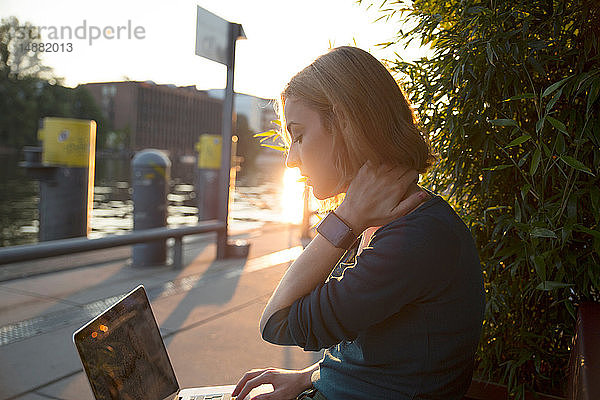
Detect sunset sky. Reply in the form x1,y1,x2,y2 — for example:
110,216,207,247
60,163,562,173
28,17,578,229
0,0,429,99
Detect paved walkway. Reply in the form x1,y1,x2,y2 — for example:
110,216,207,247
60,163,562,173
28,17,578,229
0,223,321,400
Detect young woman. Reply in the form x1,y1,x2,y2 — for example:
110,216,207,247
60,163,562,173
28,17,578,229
232,46,485,400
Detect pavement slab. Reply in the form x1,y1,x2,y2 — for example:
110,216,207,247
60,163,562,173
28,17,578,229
0,287,77,327
0,323,85,400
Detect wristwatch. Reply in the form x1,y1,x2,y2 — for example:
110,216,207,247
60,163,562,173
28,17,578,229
316,211,358,249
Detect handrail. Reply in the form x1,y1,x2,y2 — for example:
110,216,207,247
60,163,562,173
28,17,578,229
0,220,226,268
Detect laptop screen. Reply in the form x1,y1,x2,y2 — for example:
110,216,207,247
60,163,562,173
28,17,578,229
73,286,179,400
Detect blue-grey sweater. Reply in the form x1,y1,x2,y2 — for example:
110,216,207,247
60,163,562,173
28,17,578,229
263,194,485,399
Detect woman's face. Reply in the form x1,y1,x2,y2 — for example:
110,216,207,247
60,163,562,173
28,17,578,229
284,97,342,200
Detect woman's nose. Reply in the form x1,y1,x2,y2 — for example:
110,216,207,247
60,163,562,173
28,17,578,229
286,143,300,168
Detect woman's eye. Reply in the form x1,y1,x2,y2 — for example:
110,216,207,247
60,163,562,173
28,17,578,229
292,135,303,144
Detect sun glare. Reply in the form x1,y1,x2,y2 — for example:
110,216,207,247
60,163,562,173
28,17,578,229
280,167,306,224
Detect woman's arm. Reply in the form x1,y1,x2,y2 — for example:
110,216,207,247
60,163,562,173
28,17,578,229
259,232,346,333
259,162,425,335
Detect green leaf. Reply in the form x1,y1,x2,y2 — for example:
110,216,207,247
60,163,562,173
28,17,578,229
530,148,541,176
503,93,535,102
587,79,599,116
560,155,595,176
531,228,557,238
482,164,513,171
532,255,546,281
466,6,488,14
547,116,567,134
536,281,574,290
486,42,495,66
542,143,551,157
521,183,532,200
490,118,518,127
542,76,571,98
253,130,278,137
536,117,545,133
261,144,287,152
518,153,528,167
505,135,531,148
545,88,563,113
573,225,600,240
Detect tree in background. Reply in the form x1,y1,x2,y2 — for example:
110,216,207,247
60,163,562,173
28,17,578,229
1,16,52,149
0,16,52,81
0,17,108,150
366,0,599,397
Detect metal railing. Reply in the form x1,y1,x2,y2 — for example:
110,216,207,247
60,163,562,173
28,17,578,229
0,220,225,269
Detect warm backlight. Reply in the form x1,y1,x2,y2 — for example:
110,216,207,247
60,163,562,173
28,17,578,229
280,167,305,224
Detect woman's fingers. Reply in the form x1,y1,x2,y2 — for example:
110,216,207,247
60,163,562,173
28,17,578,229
343,162,421,229
234,370,274,400
391,190,428,217
380,167,419,207
232,369,270,398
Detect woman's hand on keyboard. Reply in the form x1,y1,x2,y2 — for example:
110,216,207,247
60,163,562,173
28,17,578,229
232,367,312,400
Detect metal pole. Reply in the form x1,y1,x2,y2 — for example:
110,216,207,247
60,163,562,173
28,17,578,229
173,236,183,269
216,23,238,259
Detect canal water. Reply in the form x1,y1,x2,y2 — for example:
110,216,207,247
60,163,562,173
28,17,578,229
0,152,301,248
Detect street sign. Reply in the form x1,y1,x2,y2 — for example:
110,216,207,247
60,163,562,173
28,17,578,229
194,5,247,259
195,6,229,65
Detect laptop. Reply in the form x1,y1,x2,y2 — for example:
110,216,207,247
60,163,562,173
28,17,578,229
73,285,271,400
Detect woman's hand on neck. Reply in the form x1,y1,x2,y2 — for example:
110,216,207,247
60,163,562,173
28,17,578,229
335,162,428,234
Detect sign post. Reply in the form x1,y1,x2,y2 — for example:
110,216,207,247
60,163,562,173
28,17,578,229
195,6,247,259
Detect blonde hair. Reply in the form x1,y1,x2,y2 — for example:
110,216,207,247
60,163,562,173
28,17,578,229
278,46,433,208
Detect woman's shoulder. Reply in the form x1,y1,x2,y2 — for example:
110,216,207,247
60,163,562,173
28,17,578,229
360,193,476,278
367,192,474,256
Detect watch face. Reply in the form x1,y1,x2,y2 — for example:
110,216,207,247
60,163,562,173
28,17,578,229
318,212,353,248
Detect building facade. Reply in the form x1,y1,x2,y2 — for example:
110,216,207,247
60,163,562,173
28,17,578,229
81,81,223,159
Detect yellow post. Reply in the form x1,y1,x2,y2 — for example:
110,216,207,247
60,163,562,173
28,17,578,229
37,117,96,238
195,134,222,220
196,134,222,170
